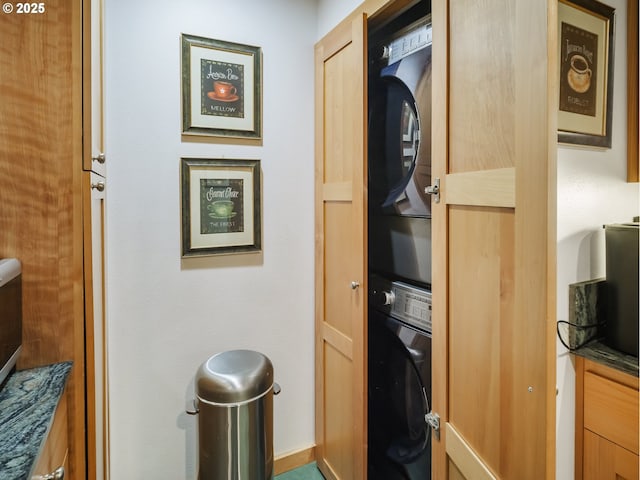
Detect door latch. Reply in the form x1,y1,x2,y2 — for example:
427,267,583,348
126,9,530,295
425,178,440,204
425,411,440,439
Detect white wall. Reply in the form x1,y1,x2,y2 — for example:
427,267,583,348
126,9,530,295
317,0,360,39
104,1,317,478
556,1,638,478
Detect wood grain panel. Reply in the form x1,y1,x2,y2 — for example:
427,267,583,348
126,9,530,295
583,429,615,480
430,0,449,478
584,370,639,454
323,343,354,480
584,429,640,480
324,44,356,185
324,202,355,339
323,182,352,201
446,424,497,480
448,206,514,474
448,459,465,480
448,0,515,173
0,1,85,478
615,442,639,480
445,168,515,208
323,323,353,360
576,358,640,479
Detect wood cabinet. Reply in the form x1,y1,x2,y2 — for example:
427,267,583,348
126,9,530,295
575,357,639,480
0,0,87,477
0,0,105,477
315,0,556,479
32,390,69,479
83,167,108,480
82,0,109,478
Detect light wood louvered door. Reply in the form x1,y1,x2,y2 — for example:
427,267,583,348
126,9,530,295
430,0,557,479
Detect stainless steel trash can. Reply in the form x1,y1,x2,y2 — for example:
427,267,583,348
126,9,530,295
195,350,277,480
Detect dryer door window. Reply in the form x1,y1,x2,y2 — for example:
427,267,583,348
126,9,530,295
369,79,421,212
401,99,420,175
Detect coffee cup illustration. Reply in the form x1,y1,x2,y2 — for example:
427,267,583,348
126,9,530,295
567,54,591,93
213,81,237,99
208,200,235,217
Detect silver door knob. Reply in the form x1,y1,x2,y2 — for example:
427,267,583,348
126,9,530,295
91,181,105,192
92,152,106,164
351,281,360,290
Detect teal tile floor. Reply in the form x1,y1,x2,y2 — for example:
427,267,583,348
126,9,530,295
274,462,325,479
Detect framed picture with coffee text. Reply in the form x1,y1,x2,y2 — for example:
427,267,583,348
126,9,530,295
181,34,262,139
558,0,615,148
180,158,261,257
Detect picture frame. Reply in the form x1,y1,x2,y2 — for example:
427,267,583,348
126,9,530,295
181,158,261,257
181,34,262,139
558,0,615,148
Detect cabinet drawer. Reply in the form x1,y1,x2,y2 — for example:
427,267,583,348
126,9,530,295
584,369,639,454
583,429,639,480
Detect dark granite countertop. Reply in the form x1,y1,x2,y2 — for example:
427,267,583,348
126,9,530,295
574,340,639,377
0,362,72,480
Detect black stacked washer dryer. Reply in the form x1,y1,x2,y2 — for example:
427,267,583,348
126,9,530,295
367,3,433,479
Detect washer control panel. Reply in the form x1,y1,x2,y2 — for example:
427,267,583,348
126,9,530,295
388,22,432,65
369,275,432,333
389,281,432,333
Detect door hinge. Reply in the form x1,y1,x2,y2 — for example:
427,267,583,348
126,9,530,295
425,411,440,439
425,178,440,204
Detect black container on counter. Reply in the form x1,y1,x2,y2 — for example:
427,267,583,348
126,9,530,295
604,223,639,357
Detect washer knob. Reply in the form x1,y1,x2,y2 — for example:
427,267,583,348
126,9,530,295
382,290,395,306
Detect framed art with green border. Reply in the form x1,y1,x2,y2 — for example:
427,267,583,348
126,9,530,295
181,34,262,139
181,158,261,257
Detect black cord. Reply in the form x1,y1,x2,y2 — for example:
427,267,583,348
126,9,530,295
556,319,606,351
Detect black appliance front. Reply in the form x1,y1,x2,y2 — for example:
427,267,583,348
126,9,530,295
368,16,432,286
368,276,432,479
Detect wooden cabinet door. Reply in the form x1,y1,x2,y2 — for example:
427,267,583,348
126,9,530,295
314,13,367,480
583,430,639,480
431,0,556,478
84,170,108,480
82,0,109,478
83,0,105,176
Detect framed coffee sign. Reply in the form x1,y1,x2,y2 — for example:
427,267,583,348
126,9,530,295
181,158,261,257
558,0,615,148
181,34,262,139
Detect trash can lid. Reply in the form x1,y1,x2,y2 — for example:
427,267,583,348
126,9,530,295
196,350,274,403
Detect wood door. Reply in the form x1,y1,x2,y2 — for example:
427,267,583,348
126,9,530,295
314,13,368,480
583,430,639,480
84,170,108,480
0,0,86,477
431,1,557,479
83,0,105,176
82,0,109,478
